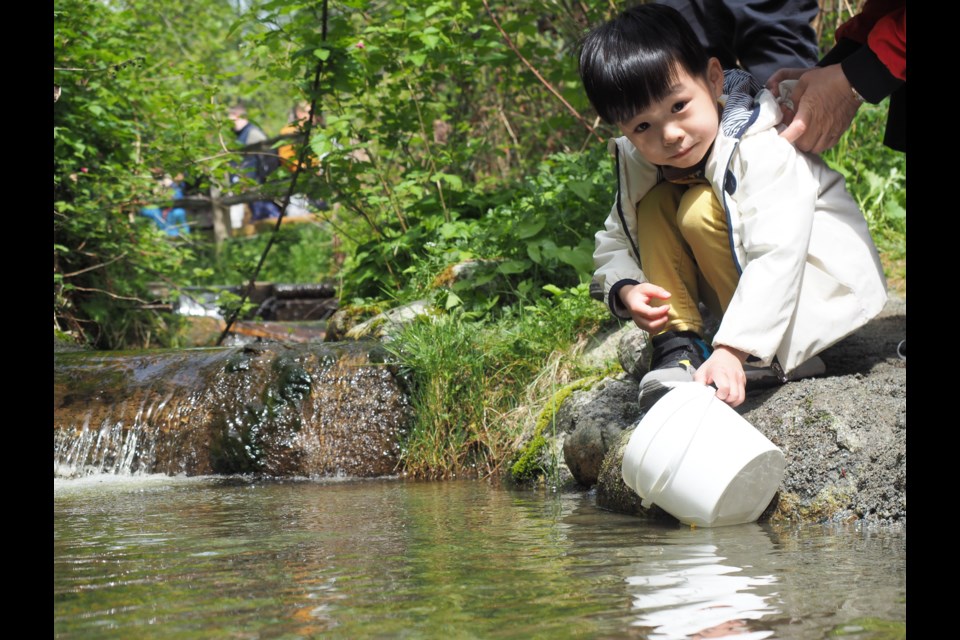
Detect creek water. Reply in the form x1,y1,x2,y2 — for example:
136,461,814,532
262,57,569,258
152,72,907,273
54,475,905,639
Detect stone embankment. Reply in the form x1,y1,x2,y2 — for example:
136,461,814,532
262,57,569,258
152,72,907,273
555,295,906,527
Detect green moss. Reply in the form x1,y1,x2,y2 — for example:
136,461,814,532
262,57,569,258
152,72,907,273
768,486,853,524
272,354,313,403
509,374,604,482
54,329,89,353
826,618,905,639
510,434,548,481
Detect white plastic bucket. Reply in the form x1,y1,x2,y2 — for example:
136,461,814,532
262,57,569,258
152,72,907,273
621,382,785,527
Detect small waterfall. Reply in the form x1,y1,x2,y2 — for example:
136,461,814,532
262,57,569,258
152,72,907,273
54,342,411,478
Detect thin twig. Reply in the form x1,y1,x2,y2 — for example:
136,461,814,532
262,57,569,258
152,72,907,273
71,286,151,304
481,0,603,144
368,150,409,232
327,184,382,240
54,56,145,74
62,253,128,278
579,115,602,152
404,75,450,222
496,104,520,147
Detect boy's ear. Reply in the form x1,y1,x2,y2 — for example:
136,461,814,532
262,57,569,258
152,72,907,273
706,57,724,97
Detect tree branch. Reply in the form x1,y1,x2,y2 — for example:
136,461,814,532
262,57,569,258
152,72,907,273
61,253,128,278
481,0,603,144
71,286,151,304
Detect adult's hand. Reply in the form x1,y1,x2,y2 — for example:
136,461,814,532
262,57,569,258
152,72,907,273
765,67,807,102
769,64,862,154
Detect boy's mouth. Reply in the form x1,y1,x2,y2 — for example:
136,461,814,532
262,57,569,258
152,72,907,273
670,145,697,162
670,144,696,161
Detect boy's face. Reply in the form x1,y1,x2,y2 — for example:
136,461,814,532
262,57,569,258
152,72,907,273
616,58,724,169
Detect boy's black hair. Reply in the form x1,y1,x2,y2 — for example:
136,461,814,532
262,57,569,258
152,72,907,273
579,3,710,125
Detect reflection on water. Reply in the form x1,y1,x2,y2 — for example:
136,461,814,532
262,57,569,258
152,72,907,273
54,476,905,639
624,534,780,639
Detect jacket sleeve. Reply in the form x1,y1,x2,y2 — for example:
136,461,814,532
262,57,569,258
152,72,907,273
727,0,820,85
711,129,819,364
591,139,660,319
819,0,905,103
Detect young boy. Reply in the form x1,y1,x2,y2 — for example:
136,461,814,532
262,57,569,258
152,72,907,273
579,4,887,409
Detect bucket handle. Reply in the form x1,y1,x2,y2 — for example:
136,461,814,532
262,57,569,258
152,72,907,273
640,387,714,510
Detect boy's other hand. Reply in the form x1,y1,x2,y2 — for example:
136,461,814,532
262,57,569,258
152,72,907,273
694,346,748,407
619,283,672,334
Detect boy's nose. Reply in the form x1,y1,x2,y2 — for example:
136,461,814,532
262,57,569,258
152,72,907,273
662,125,683,146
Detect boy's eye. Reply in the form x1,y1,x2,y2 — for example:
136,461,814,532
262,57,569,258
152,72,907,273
672,101,687,113
634,122,649,133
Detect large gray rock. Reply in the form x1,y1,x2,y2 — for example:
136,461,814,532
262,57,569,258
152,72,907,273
559,376,643,486
346,300,434,341
617,327,652,381
577,322,654,382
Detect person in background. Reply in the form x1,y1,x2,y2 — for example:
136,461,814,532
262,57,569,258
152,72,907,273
278,101,328,217
227,103,283,221
766,0,905,154
141,171,190,237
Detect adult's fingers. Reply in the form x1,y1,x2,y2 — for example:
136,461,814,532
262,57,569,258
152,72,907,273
765,67,808,96
779,116,808,147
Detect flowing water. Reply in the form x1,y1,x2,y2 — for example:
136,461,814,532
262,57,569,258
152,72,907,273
54,475,905,639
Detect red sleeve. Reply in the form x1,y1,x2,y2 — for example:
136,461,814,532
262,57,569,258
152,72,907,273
836,0,906,80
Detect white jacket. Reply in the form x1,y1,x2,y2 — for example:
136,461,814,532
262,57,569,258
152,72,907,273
592,72,888,374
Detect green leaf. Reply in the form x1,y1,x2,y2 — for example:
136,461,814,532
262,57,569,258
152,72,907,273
420,34,441,49
497,259,529,275
884,201,906,220
515,219,545,239
444,290,462,309
313,48,331,61
432,172,463,190
567,180,594,201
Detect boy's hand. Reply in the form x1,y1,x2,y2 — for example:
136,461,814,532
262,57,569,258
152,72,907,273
694,345,748,408
619,283,672,334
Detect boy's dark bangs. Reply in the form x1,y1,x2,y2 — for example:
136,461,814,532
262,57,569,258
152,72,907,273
579,3,710,126
598,50,681,125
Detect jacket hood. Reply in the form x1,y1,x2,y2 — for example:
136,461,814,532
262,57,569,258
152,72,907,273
717,69,783,140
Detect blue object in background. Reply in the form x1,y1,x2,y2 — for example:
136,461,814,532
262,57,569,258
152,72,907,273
141,182,190,236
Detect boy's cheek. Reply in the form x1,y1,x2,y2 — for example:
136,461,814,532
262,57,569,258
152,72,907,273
625,136,650,159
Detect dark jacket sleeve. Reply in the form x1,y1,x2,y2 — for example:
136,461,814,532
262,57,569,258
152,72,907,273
656,0,819,85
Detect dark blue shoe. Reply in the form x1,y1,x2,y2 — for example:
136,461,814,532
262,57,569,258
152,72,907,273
638,331,711,412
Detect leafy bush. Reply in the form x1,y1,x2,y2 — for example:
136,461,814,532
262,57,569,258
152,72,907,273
823,99,906,259
387,282,609,479
53,0,300,347
186,222,338,286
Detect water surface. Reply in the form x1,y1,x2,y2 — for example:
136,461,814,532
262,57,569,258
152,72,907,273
54,476,905,639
